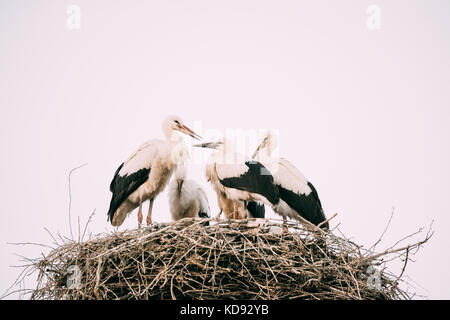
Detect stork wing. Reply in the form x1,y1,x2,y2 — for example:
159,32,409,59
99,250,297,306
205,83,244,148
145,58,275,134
120,140,161,175
306,181,324,212
108,166,150,222
107,141,161,222
217,161,279,205
277,181,327,228
109,162,124,192
264,158,312,196
267,158,327,227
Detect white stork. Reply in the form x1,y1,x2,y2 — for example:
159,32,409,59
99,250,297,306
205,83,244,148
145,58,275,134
168,164,210,223
253,131,329,229
107,115,202,227
194,139,278,219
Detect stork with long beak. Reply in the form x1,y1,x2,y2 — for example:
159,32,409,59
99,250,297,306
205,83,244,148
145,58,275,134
107,115,202,228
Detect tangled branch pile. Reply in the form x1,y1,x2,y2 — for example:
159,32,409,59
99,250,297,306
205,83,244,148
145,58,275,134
28,218,431,300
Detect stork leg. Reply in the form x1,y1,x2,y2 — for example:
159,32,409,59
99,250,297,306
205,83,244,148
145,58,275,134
244,201,248,219
233,202,239,220
146,198,154,226
137,200,143,228
282,215,288,233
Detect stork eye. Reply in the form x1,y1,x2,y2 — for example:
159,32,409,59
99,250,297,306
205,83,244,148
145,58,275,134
174,120,180,124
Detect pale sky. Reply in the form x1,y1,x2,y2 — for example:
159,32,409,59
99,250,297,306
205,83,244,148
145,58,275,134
1,0,450,299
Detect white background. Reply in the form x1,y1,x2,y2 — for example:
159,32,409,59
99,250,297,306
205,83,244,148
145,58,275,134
1,0,449,299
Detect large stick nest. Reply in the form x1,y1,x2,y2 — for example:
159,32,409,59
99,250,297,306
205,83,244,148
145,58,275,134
28,218,431,300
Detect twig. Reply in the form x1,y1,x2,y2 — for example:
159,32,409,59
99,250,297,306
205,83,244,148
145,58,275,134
368,206,395,253
81,209,96,242
68,163,88,240
318,212,338,229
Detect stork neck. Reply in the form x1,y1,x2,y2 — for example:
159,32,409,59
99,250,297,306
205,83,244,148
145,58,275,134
169,140,189,168
163,128,174,141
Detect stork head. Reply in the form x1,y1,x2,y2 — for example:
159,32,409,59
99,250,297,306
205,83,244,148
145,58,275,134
162,115,202,141
252,131,277,159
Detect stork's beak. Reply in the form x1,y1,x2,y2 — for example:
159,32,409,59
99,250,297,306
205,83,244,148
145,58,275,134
252,146,260,159
252,138,267,158
193,141,218,149
177,124,202,141
177,179,184,196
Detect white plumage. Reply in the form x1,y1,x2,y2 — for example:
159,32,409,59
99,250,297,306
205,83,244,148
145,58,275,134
107,115,202,227
168,165,210,221
253,131,329,229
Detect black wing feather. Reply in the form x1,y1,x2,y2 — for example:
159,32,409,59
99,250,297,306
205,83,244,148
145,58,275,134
109,163,124,192
107,166,151,222
198,211,209,219
246,201,265,218
278,181,328,229
219,161,279,205
198,211,210,226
